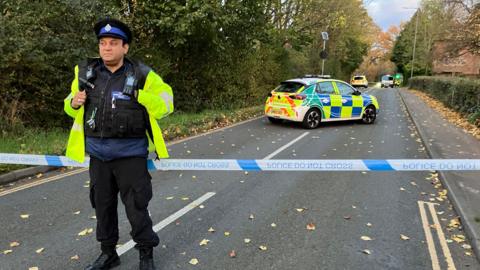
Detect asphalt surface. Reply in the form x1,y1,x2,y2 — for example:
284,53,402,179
1,88,479,270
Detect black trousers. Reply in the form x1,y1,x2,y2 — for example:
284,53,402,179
89,156,159,251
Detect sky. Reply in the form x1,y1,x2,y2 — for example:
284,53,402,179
364,0,421,31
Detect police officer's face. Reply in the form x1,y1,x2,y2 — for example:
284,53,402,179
99,37,129,65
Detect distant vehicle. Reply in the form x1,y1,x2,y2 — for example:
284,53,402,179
393,73,404,87
381,75,394,88
350,75,368,88
264,76,380,129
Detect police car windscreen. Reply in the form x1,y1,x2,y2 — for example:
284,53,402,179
275,82,305,93
354,76,364,80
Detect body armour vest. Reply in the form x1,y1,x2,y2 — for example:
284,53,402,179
79,58,151,138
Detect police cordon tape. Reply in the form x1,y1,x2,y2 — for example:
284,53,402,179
1,153,480,171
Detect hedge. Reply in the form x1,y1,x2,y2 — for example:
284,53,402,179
409,76,480,126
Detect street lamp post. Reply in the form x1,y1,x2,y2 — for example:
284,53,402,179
403,7,420,79
411,10,419,79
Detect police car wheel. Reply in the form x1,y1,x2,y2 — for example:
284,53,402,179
362,106,376,124
302,109,321,129
268,117,283,124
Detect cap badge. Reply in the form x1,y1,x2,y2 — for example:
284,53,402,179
105,24,112,32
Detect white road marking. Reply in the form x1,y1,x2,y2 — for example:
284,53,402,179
0,168,89,197
418,201,441,270
418,201,457,270
263,132,309,160
116,192,216,256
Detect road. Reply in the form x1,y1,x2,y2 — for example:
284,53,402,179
1,88,479,270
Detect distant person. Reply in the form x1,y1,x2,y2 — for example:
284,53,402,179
64,17,174,270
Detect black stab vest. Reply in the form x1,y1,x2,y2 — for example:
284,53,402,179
79,58,152,138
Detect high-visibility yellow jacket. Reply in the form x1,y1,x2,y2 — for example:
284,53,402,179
64,61,174,163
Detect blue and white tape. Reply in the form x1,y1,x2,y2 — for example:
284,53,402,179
0,153,479,171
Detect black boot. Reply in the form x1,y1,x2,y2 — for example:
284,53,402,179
84,250,120,270
139,248,156,270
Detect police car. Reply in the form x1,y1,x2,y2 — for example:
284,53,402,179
264,75,379,129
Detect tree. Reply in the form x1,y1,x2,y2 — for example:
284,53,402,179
444,1,480,54
0,0,119,129
391,0,453,77
356,26,399,81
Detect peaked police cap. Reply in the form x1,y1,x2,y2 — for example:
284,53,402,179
94,18,132,44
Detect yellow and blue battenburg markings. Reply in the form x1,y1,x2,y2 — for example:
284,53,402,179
301,86,373,120
0,154,479,172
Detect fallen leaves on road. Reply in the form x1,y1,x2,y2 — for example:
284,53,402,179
249,214,254,220
165,196,174,200
452,235,466,243
224,231,231,236
208,227,215,233
306,223,316,231
20,214,30,219
36,248,44,254
400,234,410,241
3,249,13,255
71,255,80,260
10,241,20,247
181,197,190,201
199,239,210,246
73,211,80,215
361,236,373,241
78,228,94,236
29,267,39,270
448,218,461,229
295,208,307,213
366,223,372,227
259,245,268,251
271,223,277,228
229,250,236,258
189,258,199,265
244,238,251,244
362,249,371,255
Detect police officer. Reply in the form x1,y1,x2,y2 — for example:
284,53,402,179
64,18,174,270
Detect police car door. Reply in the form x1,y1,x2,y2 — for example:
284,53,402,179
315,81,338,120
335,81,363,119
